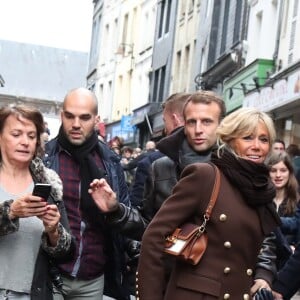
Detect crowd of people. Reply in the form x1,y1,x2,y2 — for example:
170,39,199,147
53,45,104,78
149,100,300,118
1,87,300,300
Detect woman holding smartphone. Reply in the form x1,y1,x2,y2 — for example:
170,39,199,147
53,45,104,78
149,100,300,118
0,105,74,300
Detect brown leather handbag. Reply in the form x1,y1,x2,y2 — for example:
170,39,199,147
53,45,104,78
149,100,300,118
164,164,220,265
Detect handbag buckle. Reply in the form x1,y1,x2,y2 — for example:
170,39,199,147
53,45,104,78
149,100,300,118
165,235,177,244
199,214,209,233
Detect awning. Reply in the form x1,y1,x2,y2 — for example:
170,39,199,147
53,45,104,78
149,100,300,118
200,51,240,89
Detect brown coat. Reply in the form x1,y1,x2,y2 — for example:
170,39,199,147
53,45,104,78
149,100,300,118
137,163,269,300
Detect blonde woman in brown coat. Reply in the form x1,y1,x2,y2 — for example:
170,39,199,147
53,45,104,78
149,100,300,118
137,107,281,300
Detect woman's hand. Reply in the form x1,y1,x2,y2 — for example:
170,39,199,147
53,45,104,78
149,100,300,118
250,279,271,296
88,178,119,212
9,194,47,219
41,204,60,233
40,204,61,246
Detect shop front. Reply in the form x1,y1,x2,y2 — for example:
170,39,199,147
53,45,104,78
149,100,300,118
243,62,300,145
105,116,136,147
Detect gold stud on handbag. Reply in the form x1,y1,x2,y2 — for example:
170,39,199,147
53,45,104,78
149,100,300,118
164,164,220,265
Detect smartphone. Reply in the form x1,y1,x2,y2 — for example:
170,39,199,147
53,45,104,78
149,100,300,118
32,183,51,201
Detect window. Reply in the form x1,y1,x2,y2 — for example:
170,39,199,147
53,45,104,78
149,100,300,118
89,13,101,67
188,0,195,13
220,0,230,54
158,0,172,38
164,0,171,34
207,1,221,67
233,1,243,44
288,0,298,64
122,14,129,43
153,66,166,103
289,20,296,51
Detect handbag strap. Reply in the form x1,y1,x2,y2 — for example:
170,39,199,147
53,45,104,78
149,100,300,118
204,164,221,219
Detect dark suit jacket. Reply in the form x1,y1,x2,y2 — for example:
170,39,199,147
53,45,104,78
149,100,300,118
273,242,300,299
129,150,164,207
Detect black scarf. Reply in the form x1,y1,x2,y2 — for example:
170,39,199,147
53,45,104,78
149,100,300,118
58,127,106,224
211,148,281,235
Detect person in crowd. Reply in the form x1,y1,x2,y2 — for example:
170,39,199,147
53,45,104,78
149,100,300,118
90,90,225,295
108,136,124,156
122,140,157,173
129,92,191,208
132,147,142,158
272,138,286,154
121,146,134,164
144,140,156,152
0,105,74,300
265,152,300,249
43,88,145,300
122,92,191,294
44,121,51,136
135,107,281,300
141,90,225,223
272,242,300,299
120,146,135,188
286,143,300,186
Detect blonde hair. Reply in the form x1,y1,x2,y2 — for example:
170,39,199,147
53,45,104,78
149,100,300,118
216,107,276,156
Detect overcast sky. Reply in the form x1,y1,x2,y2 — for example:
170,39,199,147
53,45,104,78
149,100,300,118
0,0,94,52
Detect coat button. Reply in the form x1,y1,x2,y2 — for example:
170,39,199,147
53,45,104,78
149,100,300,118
224,241,231,248
219,214,227,221
246,269,253,276
243,294,250,300
224,293,230,299
224,267,231,274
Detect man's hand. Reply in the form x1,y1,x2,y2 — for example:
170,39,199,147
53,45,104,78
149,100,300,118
250,279,271,296
89,178,119,212
272,290,284,299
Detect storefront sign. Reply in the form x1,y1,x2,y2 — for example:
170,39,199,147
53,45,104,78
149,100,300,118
243,70,300,111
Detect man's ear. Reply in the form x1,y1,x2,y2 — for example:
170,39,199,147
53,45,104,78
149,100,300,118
60,109,64,122
173,113,184,127
95,115,100,125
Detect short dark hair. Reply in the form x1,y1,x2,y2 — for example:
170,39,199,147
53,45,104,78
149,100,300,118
286,144,300,157
183,90,226,121
274,138,286,149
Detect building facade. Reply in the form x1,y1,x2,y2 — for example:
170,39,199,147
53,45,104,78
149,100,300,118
88,0,300,148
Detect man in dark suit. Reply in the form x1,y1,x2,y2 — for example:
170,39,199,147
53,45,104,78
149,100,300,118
272,242,300,299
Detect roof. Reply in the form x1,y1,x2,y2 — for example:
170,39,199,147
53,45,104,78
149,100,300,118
0,39,88,101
